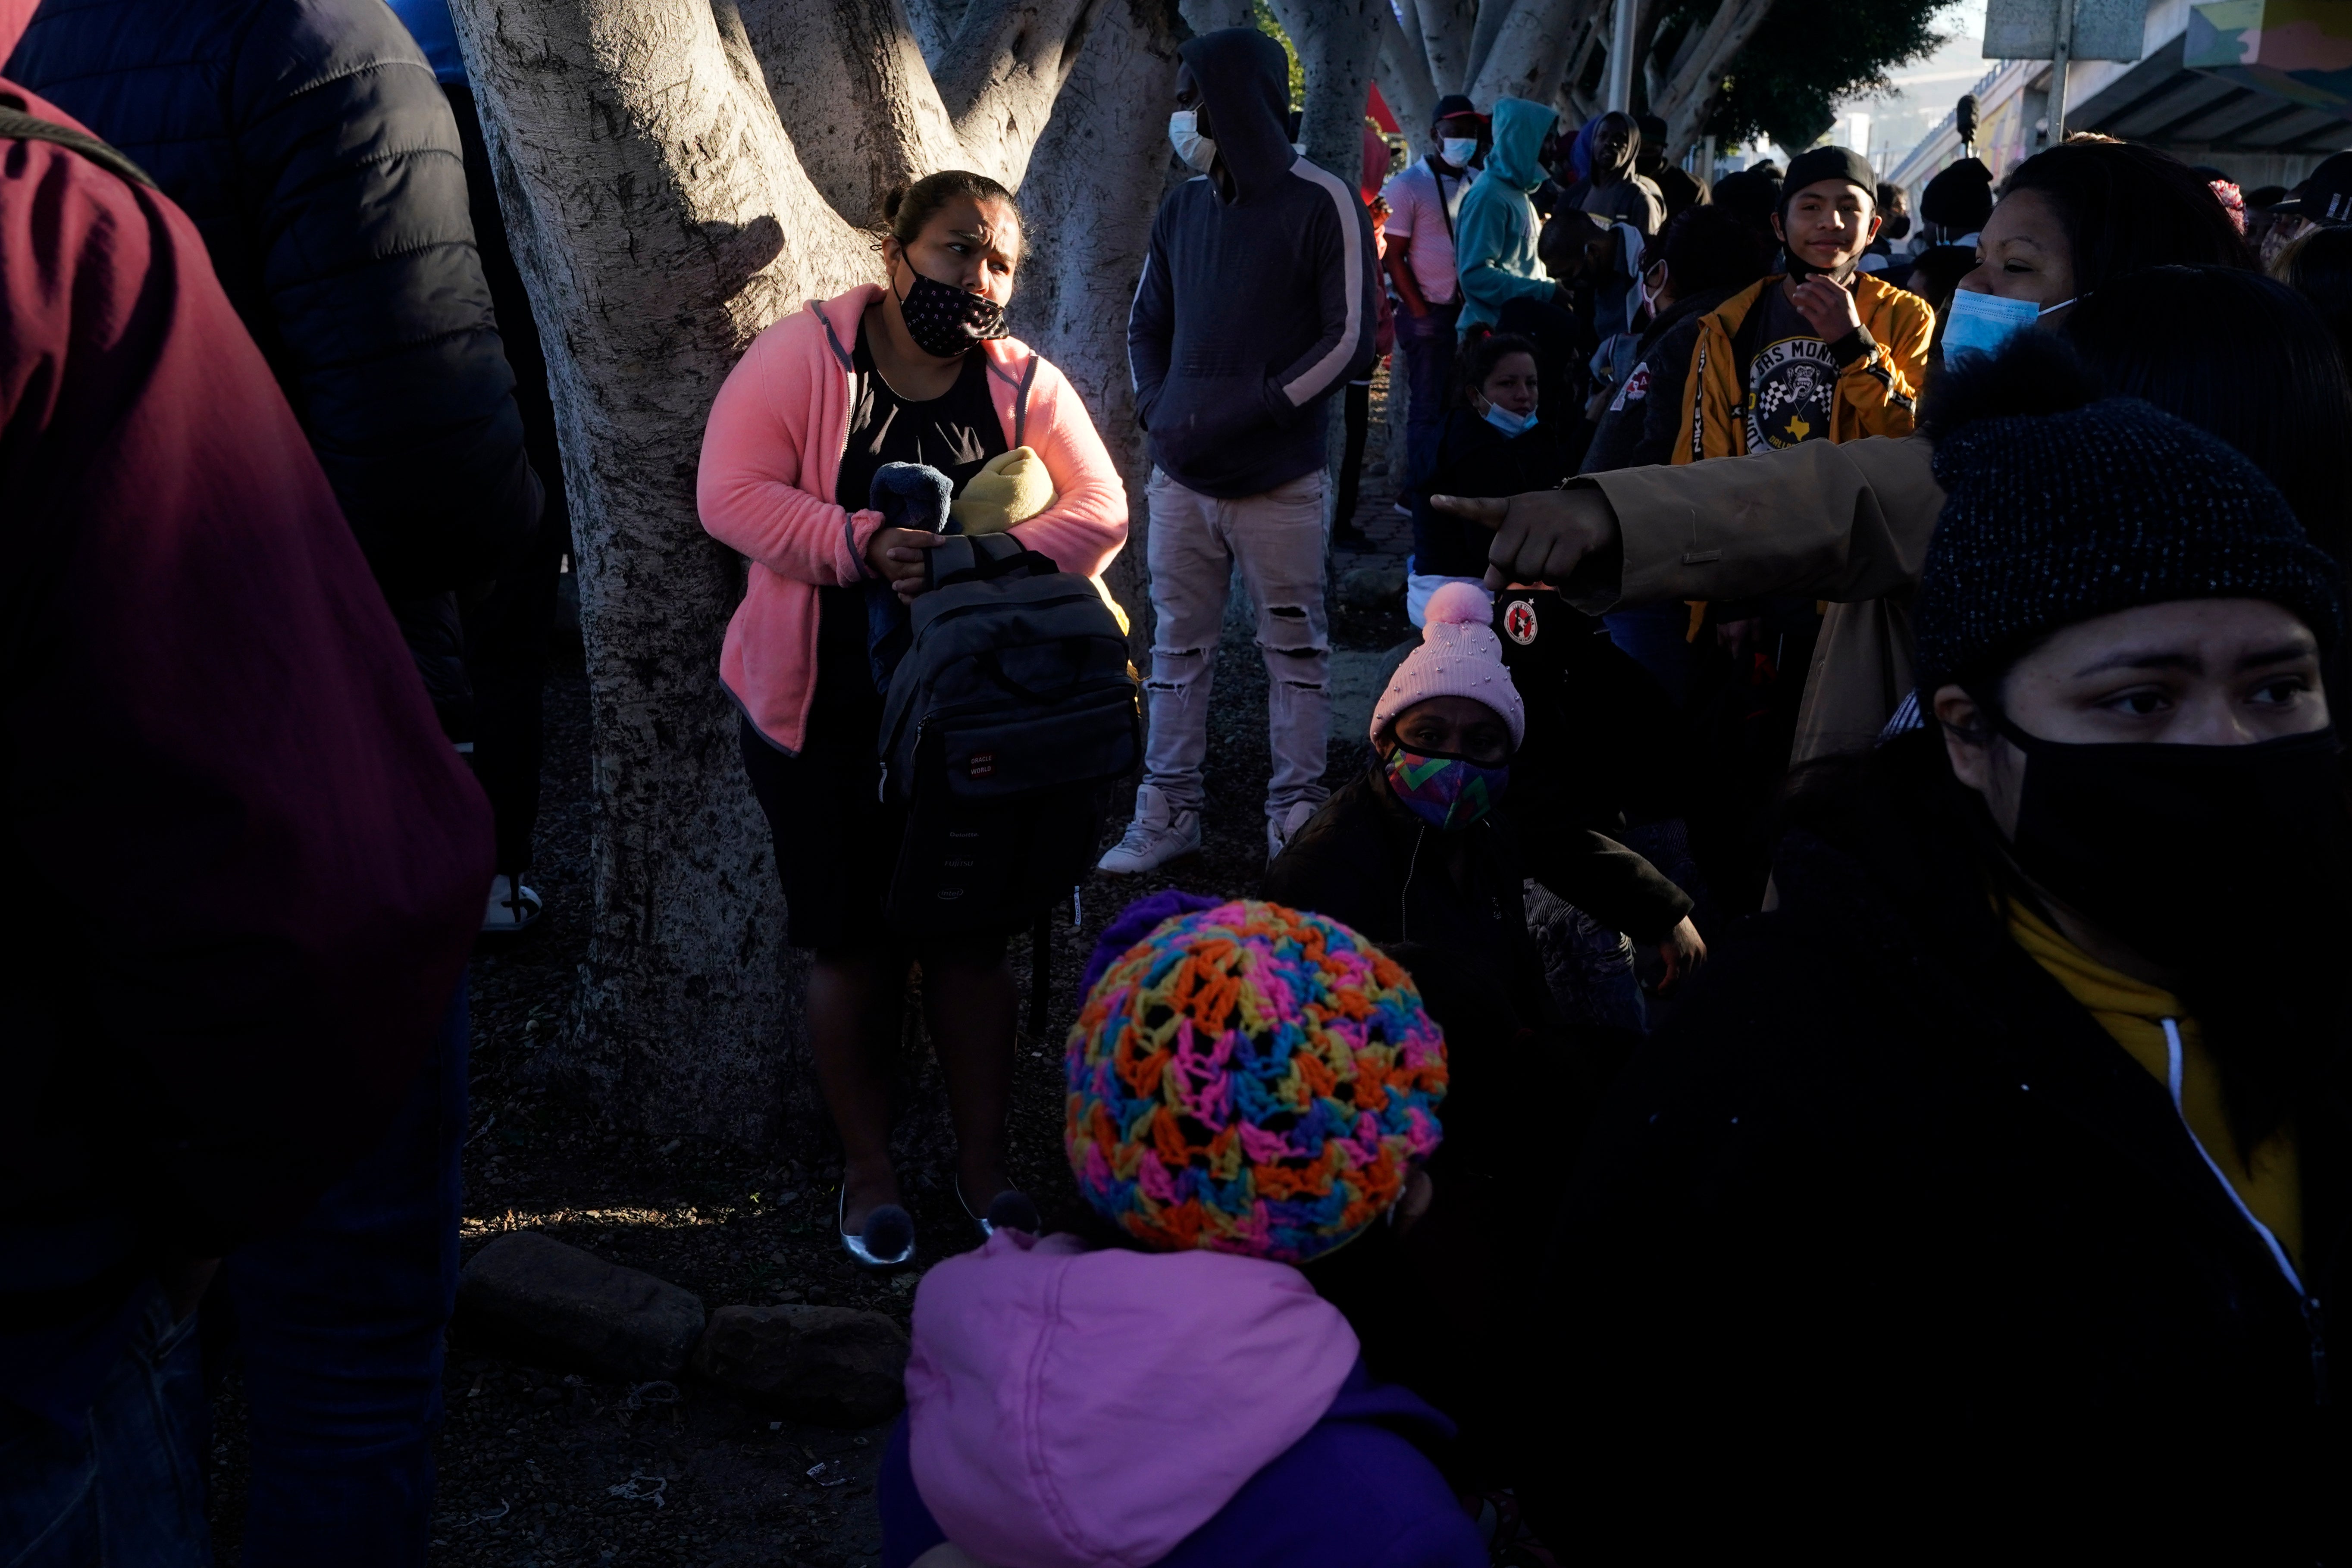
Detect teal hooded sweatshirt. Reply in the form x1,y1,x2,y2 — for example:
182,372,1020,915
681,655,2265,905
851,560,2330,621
1454,97,1560,337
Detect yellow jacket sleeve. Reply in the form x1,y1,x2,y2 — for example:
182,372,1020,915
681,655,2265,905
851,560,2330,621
1833,280,1935,441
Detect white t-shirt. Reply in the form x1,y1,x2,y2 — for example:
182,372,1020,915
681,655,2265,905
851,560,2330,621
1381,157,1477,305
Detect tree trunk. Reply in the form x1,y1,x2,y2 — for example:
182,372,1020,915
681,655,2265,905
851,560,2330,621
1469,0,1589,107
449,0,1146,1150
1013,0,1187,647
1274,0,1380,188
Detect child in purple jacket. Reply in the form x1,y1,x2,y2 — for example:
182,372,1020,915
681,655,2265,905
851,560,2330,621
879,899,1486,1568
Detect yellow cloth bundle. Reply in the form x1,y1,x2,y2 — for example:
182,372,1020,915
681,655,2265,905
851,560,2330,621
949,445,1056,536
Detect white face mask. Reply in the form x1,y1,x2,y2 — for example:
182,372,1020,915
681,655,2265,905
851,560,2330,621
1479,401,1536,437
1639,264,1667,317
1168,110,1218,175
1440,137,1479,169
1941,288,2074,360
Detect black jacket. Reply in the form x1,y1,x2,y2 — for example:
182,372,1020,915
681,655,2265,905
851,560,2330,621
1535,731,2346,1539
1578,283,1737,475
1267,763,1690,1019
8,0,539,596
1407,407,1572,579
1126,27,1378,499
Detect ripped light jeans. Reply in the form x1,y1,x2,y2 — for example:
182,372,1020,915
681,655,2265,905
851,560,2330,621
1142,468,1331,820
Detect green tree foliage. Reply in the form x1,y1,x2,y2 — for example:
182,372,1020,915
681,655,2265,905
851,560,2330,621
1694,0,1947,150
1251,0,1307,112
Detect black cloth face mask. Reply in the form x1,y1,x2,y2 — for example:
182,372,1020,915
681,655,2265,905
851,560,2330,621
895,267,1008,360
1991,713,2350,977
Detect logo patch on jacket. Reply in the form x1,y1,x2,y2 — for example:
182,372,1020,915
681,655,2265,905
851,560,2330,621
1503,599,1539,645
1610,360,1652,413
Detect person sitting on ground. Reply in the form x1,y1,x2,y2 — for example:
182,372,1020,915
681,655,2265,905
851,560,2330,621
1532,357,2350,1543
1262,586,1699,1465
698,169,1127,1271
1674,144,1933,462
1438,136,2262,763
878,899,1483,1568
1403,334,1566,621
1266,582,1701,1053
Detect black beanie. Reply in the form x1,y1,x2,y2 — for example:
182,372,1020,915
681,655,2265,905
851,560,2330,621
1913,341,2343,693
1779,145,1876,216
1920,156,1994,233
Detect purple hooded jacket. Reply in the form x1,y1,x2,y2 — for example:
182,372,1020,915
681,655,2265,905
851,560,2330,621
879,1230,1484,1568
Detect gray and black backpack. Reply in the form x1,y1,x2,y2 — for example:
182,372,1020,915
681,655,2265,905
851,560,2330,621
876,535,1139,935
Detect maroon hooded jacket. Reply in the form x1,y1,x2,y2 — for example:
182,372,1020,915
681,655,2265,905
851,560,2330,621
0,0,491,1300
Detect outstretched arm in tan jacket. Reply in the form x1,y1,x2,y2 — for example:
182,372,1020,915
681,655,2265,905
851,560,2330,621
1435,433,1946,759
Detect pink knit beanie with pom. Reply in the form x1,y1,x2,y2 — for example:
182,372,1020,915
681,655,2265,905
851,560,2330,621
1369,582,1525,746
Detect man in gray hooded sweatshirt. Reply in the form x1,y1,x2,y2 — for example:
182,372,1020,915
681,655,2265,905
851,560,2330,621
1101,25,1380,872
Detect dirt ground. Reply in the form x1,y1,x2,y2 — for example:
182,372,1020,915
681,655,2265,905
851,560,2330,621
200,393,1415,1568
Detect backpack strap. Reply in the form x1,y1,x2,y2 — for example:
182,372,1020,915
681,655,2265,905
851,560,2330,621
924,531,1031,591
0,93,153,189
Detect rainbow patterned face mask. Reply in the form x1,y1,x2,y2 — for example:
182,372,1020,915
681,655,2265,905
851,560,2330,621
1383,745,1510,831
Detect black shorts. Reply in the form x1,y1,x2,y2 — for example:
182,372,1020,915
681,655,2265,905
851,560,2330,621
740,712,904,952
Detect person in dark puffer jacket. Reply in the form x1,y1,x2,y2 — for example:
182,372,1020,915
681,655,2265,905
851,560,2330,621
6,5,535,1563
6,0,542,751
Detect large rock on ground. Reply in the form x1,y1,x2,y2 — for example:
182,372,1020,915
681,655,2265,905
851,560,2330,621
690,1304,909,1427
457,1231,705,1380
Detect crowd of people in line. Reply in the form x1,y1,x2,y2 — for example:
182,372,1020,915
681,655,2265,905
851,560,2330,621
11,0,2352,1557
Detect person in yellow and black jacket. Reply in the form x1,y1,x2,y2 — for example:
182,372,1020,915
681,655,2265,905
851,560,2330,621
1672,145,1933,463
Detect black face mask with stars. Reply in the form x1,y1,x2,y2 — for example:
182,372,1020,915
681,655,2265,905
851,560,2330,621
896,266,1008,359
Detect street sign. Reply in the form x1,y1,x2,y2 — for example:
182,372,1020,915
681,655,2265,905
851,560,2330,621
1984,0,2147,59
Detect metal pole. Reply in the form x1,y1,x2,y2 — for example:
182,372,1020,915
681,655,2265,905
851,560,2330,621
2046,0,2076,142
1606,0,1638,112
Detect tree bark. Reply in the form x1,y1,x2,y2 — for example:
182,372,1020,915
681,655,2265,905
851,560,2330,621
1469,0,1590,108
1272,0,1379,189
1651,0,1774,157
1411,0,1479,96
1012,0,1186,648
449,0,1146,1149
1375,1,1439,140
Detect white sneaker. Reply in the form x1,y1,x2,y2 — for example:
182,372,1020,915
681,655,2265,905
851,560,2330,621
482,873,543,936
1097,785,1202,874
1266,800,1318,862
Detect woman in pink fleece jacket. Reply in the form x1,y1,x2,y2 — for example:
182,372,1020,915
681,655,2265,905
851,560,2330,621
698,171,1126,1268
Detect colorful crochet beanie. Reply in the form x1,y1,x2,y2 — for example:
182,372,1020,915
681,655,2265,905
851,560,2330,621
1066,898,1448,1264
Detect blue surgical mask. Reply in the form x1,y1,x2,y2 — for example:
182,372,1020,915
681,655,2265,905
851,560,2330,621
1168,110,1218,175
1941,288,2073,361
1480,401,1536,438
1440,138,1480,169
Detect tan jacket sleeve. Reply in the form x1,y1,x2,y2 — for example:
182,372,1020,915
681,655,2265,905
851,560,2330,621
1563,434,1945,614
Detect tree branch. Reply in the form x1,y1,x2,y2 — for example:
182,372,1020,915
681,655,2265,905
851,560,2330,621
1378,0,1440,138
1412,0,1479,97
936,0,1112,184
733,0,959,228
1271,0,1381,188
1655,0,1774,154
1469,0,1588,107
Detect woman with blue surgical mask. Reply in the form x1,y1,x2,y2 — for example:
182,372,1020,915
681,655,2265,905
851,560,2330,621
1402,334,1569,624
1432,137,2264,762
